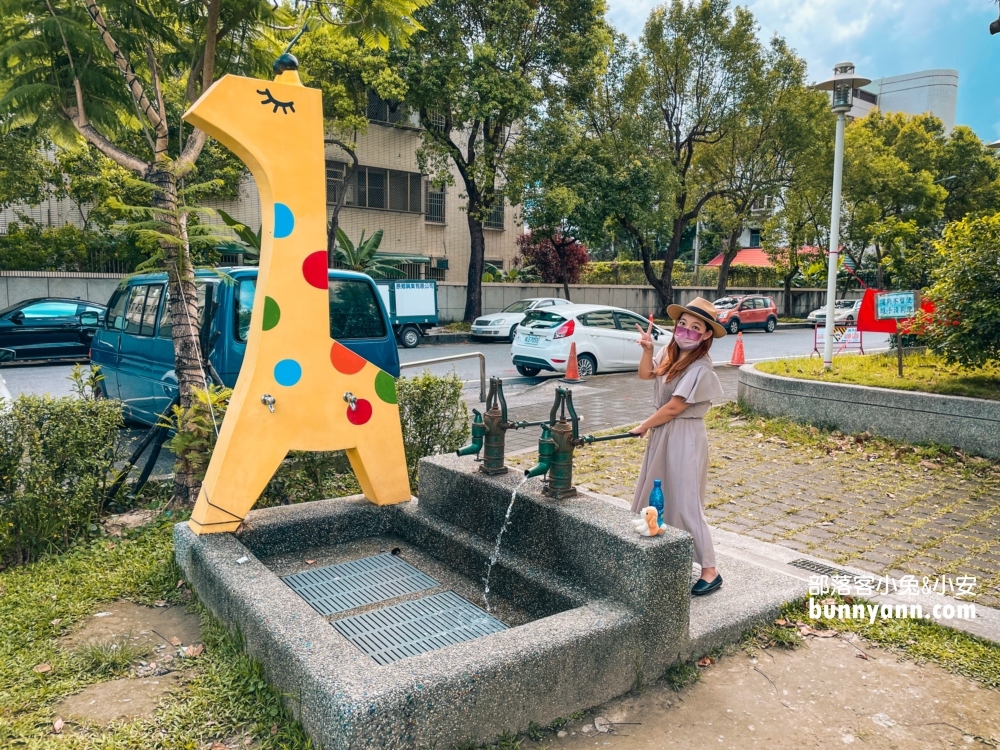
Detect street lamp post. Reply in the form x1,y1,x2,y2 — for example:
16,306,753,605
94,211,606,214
815,62,870,370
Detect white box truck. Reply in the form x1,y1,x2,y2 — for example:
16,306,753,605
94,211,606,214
376,280,439,348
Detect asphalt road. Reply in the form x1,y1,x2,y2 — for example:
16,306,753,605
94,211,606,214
400,327,894,389
2,327,894,401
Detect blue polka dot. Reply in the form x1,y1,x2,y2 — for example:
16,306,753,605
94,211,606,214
274,203,294,238
273,359,302,387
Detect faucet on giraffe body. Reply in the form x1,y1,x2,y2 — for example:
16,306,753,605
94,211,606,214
182,57,411,534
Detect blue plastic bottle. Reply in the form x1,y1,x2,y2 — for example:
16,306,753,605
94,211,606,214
649,479,664,526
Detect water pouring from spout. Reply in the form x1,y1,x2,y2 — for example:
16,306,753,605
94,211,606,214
482,475,530,613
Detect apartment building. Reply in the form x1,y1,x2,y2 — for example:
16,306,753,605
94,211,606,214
0,92,523,282
205,91,523,281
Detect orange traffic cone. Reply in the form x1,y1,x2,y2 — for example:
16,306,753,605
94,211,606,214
729,332,745,367
561,342,584,383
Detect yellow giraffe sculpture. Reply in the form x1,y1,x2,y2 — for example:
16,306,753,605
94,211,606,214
183,60,411,534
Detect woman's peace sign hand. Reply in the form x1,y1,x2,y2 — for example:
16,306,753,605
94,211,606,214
636,319,655,352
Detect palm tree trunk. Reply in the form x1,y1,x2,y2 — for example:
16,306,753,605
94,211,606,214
148,168,204,506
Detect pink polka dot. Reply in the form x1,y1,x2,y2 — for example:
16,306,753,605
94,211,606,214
302,251,328,289
347,398,372,425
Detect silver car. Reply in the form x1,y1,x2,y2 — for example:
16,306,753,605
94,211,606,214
471,298,571,342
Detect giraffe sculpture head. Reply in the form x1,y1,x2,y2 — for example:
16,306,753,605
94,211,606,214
182,64,412,534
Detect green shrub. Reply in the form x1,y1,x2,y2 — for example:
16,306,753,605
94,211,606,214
0,222,148,273
580,260,784,288
924,213,1000,367
397,372,470,485
164,373,469,504
0,396,124,565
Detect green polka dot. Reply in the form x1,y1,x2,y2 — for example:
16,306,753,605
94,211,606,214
262,296,280,330
374,370,397,404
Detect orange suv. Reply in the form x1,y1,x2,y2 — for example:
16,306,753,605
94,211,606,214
713,295,778,334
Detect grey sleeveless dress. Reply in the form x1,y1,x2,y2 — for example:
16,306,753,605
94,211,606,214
631,351,724,568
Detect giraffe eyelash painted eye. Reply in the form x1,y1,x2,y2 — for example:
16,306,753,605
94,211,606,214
257,88,295,114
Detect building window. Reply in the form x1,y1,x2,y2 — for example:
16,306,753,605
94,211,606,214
426,108,447,132
367,89,410,126
749,229,761,248
425,266,446,281
326,160,423,214
426,185,446,223
483,201,504,230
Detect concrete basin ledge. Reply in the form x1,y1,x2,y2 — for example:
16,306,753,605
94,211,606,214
175,454,810,748
738,363,1000,458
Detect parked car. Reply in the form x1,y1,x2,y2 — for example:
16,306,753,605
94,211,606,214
0,297,106,362
511,304,669,377
807,298,862,325
376,279,438,348
472,298,571,342
712,295,778,335
91,267,399,426
0,348,13,401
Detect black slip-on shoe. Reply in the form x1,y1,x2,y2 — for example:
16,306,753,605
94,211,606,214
691,574,723,597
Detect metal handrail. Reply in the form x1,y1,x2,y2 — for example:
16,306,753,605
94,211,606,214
399,352,487,402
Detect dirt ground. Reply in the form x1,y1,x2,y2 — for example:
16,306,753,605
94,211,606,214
522,636,1000,749
59,600,202,651
54,601,202,726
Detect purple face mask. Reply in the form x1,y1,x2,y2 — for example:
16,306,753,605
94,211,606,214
673,325,704,350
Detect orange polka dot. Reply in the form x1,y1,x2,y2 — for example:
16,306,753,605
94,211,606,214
330,342,366,374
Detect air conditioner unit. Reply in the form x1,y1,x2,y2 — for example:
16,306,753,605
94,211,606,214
435,258,449,270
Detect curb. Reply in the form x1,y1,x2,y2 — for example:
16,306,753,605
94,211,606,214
776,322,814,329
419,332,471,345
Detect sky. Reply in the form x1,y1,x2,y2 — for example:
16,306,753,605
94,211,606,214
606,0,1000,142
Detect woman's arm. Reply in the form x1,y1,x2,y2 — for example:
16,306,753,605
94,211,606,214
638,346,656,381
629,395,690,437
636,321,656,380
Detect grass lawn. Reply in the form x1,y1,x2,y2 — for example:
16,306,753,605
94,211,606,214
0,514,313,749
756,350,1000,401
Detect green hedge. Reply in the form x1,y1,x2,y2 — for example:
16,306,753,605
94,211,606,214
0,223,147,273
0,396,124,565
581,260,786,288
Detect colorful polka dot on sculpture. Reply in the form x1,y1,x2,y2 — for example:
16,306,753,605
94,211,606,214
331,342,366,374
302,251,328,289
262,296,281,330
274,203,294,238
347,398,373,425
273,359,302,387
374,371,397,404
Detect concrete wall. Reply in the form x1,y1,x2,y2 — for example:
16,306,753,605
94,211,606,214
0,271,124,310
1,272,853,324
738,364,1000,458
441,284,855,323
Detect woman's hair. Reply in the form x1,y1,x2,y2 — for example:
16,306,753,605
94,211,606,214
654,335,713,381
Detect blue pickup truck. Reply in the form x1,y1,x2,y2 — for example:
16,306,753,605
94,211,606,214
90,267,400,426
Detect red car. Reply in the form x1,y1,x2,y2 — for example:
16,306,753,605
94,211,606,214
713,295,778,334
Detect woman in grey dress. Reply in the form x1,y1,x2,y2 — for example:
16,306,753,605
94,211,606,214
629,297,727,596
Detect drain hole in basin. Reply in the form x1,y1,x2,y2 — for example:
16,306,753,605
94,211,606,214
332,591,508,665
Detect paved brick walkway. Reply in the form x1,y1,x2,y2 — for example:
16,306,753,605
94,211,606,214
507,408,1000,609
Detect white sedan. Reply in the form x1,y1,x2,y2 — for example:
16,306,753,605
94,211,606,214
471,298,570,342
807,298,862,324
511,304,670,377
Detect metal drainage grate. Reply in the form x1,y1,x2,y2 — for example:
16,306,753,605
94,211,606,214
332,591,508,665
282,553,438,615
788,558,856,578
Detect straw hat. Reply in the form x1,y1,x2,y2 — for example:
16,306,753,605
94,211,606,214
666,297,727,338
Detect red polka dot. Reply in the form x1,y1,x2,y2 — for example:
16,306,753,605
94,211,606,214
302,251,328,289
331,342,366,374
347,398,372,425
